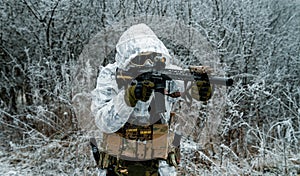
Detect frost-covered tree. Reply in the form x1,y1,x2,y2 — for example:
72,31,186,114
0,0,299,175
188,0,300,173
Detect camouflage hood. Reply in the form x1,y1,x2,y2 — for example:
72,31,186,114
115,23,171,69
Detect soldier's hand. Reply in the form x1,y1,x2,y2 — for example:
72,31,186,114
125,80,155,107
191,72,212,102
167,152,179,168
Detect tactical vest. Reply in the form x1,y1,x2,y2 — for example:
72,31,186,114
101,113,176,161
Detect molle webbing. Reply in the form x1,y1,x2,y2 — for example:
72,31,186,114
116,123,153,141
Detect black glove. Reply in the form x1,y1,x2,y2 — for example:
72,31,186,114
125,80,155,107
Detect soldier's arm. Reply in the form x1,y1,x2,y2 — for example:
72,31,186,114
91,64,134,133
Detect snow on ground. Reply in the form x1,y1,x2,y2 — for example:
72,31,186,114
0,134,299,176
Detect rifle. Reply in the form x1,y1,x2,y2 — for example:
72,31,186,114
116,65,233,88
116,64,233,118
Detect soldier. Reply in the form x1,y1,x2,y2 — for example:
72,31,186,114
90,23,212,176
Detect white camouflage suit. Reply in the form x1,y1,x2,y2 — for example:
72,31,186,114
91,23,184,176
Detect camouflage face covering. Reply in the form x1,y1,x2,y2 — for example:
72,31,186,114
130,52,162,67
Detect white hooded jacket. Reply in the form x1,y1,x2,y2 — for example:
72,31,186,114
91,24,184,133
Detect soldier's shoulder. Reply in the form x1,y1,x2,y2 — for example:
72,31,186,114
98,63,117,74
103,63,118,70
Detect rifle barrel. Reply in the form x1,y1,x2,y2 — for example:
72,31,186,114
209,77,233,86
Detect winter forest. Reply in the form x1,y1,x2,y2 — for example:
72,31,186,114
0,0,300,175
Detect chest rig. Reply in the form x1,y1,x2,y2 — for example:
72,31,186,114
101,113,175,161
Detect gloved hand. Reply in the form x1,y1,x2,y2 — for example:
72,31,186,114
125,80,155,107
191,73,212,102
167,152,179,168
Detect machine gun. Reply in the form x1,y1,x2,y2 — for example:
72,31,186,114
116,64,233,120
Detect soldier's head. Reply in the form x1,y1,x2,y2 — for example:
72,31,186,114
115,23,171,69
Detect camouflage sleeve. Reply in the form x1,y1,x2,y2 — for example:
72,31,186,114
91,64,134,133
